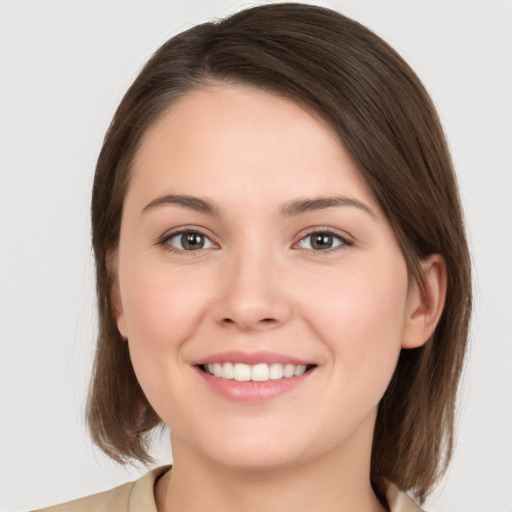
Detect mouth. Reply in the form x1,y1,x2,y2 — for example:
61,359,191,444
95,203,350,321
199,362,316,382
193,351,317,403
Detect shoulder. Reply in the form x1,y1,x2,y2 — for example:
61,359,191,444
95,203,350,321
33,482,134,512
385,482,424,512
33,466,170,512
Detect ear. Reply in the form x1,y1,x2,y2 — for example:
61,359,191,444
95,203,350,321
401,254,447,349
108,250,128,340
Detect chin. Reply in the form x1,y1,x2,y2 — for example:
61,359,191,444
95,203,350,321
175,421,310,472
207,445,304,473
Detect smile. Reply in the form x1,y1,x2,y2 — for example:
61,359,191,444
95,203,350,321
194,351,317,403
201,362,311,382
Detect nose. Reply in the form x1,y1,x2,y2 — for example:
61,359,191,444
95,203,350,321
211,247,292,332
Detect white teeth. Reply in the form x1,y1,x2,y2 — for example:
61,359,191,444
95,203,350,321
203,362,311,381
221,362,234,379
283,364,295,378
234,363,251,381
213,363,222,377
251,363,269,382
269,363,284,380
294,365,307,376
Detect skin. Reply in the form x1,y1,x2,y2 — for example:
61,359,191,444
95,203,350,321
113,84,446,512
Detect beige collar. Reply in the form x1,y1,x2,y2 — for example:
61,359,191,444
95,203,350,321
129,466,422,512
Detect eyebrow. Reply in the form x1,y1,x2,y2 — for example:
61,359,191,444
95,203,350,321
142,194,221,216
142,193,376,218
280,196,376,218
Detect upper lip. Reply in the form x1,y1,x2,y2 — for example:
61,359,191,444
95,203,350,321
192,350,314,366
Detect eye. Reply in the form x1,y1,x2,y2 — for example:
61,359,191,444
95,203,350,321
297,231,348,251
165,231,214,251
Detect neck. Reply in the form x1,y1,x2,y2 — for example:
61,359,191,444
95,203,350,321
156,419,386,512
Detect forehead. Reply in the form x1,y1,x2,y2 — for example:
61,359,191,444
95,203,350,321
128,84,378,212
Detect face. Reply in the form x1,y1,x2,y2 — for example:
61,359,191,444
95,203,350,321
114,84,416,472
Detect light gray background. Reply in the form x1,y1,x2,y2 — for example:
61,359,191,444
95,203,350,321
1,1,511,511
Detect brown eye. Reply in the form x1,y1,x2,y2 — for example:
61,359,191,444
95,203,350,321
167,231,213,251
298,232,346,251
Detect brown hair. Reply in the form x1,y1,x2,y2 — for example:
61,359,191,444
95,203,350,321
87,3,471,503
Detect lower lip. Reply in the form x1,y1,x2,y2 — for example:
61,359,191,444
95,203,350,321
195,367,314,404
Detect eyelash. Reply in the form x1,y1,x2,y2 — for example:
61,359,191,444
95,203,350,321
157,227,353,255
293,228,353,254
158,228,218,255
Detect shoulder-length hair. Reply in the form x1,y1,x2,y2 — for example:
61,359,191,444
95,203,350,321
87,3,471,503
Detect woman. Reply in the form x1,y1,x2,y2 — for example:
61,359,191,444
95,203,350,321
37,3,471,511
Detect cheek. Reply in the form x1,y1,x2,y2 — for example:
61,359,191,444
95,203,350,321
119,251,210,348
302,256,409,384
119,260,213,419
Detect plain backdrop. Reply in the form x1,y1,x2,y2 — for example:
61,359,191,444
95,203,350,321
1,1,511,511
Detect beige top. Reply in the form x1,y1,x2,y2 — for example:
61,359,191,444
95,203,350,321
34,466,422,512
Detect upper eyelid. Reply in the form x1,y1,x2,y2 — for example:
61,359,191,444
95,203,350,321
155,225,354,248
294,226,354,244
157,225,217,244
287,231,352,256
158,228,219,255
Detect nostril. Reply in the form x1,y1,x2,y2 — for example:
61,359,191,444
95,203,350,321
220,316,277,329
222,317,275,324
